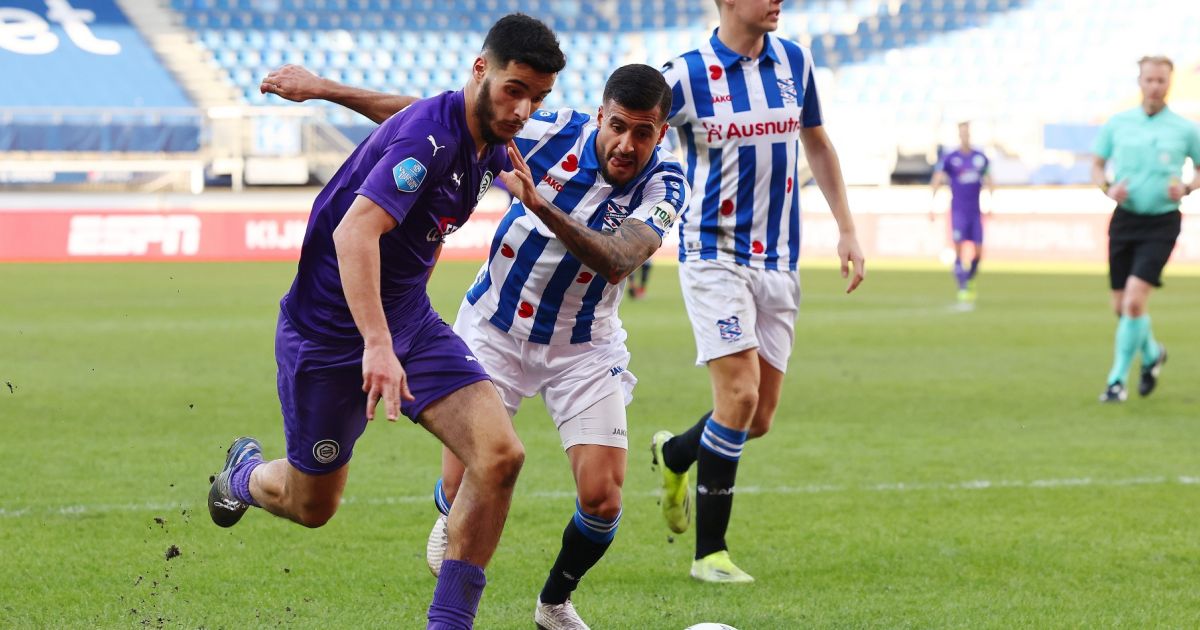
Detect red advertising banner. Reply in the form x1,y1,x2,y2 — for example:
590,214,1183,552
2,199,1197,264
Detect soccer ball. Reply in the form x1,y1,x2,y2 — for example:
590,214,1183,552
684,625,738,630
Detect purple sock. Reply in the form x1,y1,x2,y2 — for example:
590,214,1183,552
427,559,486,630
968,258,980,279
230,459,263,507
953,260,969,290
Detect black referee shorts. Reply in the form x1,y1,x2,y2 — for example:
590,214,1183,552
1108,207,1181,290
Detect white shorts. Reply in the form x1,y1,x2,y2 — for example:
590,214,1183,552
452,299,635,450
678,259,801,373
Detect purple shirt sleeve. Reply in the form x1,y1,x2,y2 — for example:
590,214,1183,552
356,119,454,225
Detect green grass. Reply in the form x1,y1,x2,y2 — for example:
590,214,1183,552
1,261,1198,629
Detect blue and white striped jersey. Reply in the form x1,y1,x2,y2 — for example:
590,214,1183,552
464,108,689,345
662,29,823,271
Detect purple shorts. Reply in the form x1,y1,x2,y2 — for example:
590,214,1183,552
275,309,490,474
951,210,983,244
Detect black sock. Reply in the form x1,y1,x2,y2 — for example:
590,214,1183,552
662,410,711,473
695,443,741,560
539,514,615,605
640,264,651,286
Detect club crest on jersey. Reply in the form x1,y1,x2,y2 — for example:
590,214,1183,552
426,216,460,242
392,157,428,193
777,78,798,104
716,315,743,341
602,201,632,232
477,170,493,202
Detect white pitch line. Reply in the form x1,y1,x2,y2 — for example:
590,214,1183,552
2,475,1196,519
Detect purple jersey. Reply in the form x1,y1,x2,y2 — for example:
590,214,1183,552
283,90,507,342
938,149,989,215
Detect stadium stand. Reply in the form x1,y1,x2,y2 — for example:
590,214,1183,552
0,0,200,153
4,0,1198,188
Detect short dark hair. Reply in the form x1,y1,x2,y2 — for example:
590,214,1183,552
482,13,565,74
602,64,673,121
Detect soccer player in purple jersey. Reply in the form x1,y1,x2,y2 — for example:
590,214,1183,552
931,121,993,306
653,0,865,583
261,62,686,630
207,15,564,630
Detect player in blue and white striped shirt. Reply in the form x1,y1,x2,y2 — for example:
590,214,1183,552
266,63,687,629
650,0,866,584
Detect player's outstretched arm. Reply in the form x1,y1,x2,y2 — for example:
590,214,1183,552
800,126,865,293
333,196,415,421
261,65,418,124
500,143,660,284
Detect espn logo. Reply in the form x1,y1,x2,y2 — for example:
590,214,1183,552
67,214,201,256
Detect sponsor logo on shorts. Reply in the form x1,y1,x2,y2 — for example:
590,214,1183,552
612,428,627,436
313,439,340,464
393,157,428,192
609,366,625,376
717,315,742,341
465,355,478,362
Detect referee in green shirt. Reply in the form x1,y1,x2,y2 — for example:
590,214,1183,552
1091,55,1200,402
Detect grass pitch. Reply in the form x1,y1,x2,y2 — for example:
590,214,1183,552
1,261,1197,628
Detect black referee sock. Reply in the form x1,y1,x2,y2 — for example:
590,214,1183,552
695,446,740,559
539,509,618,605
662,410,711,473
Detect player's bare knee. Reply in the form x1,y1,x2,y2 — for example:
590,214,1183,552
724,385,759,425
477,440,525,489
584,498,623,522
577,476,622,520
1123,298,1146,317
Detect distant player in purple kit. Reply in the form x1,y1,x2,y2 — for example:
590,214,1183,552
930,121,993,305
206,15,565,630
260,61,688,630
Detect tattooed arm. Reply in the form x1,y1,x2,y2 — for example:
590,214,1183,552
498,143,661,284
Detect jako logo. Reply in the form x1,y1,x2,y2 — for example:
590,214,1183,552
0,0,121,56
541,173,564,192
609,366,625,376
68,214,200,256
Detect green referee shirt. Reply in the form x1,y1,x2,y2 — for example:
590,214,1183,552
1093,106,1200,215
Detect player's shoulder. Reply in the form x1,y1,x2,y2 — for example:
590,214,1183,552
660,46,703,75
1162,108,1199,130
381,91,461,145
1107,107,1144,126
649,146,685,175
770,34,813,63
518,107,593,143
